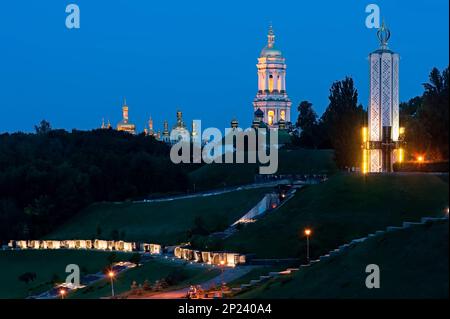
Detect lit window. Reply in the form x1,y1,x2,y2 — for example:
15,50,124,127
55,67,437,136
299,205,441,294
268,110,274,126
269,75,274,92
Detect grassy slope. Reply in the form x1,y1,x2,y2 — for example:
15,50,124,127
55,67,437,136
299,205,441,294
223,173,449,259
189,149,337,190
240,220,449,299
46,188,269,244
0,250,132,299
70,259,220,299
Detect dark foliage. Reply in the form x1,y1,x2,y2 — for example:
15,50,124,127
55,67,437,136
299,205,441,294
400,66,449,160
294,66,449,168
18,272,37,284
294,78,365,168
0,128,190,240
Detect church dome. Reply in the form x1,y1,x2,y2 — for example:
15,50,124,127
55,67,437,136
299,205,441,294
260,46,282,58
260,24,282,58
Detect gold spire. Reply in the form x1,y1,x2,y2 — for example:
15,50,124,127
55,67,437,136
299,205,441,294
163,120,169,136
377,19,391,49
267,22,275,48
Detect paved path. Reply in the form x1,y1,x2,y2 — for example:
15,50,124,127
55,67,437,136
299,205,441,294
141,266,255,299
129,180,292,204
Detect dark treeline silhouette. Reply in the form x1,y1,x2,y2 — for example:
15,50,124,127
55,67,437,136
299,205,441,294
0,125,190,240
293,77,366,169
293,66,449,167
400,66,449,161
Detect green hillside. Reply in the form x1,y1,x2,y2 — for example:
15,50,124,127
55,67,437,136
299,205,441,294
70,259,219,299
189,149,337,190
240,220,449,299
47,188,269,244
223,173,449,258
0,250,132,299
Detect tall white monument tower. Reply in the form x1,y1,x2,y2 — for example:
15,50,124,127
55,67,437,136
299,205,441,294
253,25,292,128
363,22,403,173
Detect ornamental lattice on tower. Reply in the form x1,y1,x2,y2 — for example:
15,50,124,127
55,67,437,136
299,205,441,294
253,24,292,128
363,22,404,173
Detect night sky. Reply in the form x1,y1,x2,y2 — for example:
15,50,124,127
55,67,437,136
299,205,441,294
0,0,448,133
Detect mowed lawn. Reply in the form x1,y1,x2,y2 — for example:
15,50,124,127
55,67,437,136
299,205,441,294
70,258,220,299
189,149,337,191
240,220,449,299
47,188,269,244
0,250,132,299
223,173,449,259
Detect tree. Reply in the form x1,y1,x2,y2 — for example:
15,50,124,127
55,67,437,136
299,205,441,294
420,66,449,159
34,120,51,135
129,253,142,266
18,272,37,285
107,252,117,266
296,101,317,130
400,96,429,159
110,229,120,240
96,224,102,237
295,101,319,148
320,77,365,168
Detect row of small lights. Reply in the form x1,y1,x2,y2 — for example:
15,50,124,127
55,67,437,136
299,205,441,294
58,212,450,299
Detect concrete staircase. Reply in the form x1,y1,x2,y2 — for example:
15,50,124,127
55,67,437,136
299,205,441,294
232,215,449,293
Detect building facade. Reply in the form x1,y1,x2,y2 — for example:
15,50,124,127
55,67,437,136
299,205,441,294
253,25,292,128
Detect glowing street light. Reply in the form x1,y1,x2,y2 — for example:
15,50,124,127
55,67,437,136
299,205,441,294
59,288,66,299
416,155,424,163
108,271,115,297
304,228,312,263
219,260,226,286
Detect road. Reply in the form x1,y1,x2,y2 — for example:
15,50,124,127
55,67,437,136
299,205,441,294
129,180,292,204
138,266,255,299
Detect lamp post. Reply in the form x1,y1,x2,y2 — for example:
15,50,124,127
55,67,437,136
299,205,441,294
219,260,225,285
59,288,66,300
108,271,115,297
304,228,312,264
219,260,226,298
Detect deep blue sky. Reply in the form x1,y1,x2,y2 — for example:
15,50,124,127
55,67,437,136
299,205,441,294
0,0,448,133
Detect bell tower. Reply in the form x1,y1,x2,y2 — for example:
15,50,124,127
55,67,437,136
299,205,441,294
253,24,291,128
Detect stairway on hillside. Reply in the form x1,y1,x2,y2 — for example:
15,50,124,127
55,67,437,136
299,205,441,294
231,216,449,293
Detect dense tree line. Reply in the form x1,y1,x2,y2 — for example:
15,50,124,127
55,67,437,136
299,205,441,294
400,66,449,160
293,66,449,168
293,77,366,169
0,124,190,240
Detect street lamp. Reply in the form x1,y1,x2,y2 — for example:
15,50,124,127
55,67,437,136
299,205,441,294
108,271,115,297
304,228,312,264
219,260,225,285
59,288,66,299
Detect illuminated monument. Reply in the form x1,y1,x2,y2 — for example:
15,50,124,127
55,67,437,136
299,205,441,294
253,25,291,128
116,99,136,134
362,22,404,173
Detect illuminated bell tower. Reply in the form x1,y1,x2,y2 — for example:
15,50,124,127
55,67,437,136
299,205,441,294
365,22,401,173
253,24,291,128
116,98,136,134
